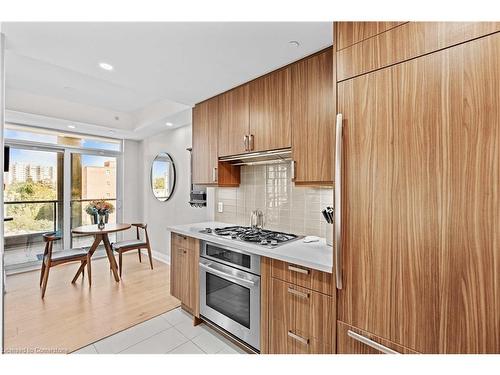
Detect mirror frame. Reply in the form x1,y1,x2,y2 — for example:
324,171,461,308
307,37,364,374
150,152,176,202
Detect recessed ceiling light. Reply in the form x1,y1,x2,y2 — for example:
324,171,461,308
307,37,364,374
68,125,76,129
166,122,173,127
99,62,114,71
288,40,300,47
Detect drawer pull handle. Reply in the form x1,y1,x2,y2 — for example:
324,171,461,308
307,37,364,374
347,330,400,354
288,331,309,345
288,265,310,275
287,287,309,299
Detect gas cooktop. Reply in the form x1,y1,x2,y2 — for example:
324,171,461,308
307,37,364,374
199,226,300,247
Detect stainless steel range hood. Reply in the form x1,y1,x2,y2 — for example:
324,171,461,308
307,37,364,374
218,148,292,166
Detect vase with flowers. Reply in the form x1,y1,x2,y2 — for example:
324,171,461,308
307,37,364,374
85,200,115,229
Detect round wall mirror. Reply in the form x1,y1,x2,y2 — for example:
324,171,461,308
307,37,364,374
151,152,176,202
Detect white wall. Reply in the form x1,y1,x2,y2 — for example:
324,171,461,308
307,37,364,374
140,125,209,262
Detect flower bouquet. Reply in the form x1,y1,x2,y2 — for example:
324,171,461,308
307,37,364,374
85,200,115,229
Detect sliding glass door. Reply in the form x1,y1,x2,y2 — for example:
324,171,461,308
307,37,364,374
3,147,64,268
70,152,118,248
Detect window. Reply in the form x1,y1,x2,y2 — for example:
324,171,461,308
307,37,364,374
5,124,121,152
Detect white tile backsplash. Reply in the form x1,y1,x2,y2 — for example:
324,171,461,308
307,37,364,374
214,164,333,237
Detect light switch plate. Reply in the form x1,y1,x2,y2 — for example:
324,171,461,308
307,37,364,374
217,202,224,213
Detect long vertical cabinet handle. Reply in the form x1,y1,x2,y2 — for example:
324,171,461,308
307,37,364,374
335,113,343,289
243,135,249,151
212,167,217,182
347,330,400,354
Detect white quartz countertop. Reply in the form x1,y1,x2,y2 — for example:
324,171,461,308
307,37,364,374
167,221,333,273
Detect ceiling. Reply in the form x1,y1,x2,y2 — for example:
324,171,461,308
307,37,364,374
2,22,333,140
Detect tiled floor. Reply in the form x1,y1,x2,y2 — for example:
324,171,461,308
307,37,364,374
73,307,248,354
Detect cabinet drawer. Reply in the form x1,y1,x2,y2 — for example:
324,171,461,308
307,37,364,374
171,232,199,251
337,321,418,354
269,279,333,354
271,259,333,296
171,232,188,247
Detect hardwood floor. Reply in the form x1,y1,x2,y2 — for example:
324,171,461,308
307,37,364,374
4,253,180,353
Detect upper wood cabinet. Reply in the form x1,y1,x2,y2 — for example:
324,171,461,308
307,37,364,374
291,48,334,185
249,68,291,152
192,97,219,185
337,22,500,81
195,47,334,185
218,84,249,157
336,22,407,50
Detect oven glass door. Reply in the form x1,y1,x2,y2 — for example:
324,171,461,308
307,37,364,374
206,273,250,328
200,258,260,349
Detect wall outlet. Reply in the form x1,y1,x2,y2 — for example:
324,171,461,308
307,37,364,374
217,202,224,213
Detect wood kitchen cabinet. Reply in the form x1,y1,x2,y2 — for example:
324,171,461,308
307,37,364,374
337,25,500,353
170,233,199,316
194,47,334,185
337,22,500,81
192,97,240,186
218,84,250,157
192,97,219,185
336,22,407,50
219,69,292,157
249,67,291,152
336,321,418,354
269,278,334,354
291,48,334,185
261,257,335,354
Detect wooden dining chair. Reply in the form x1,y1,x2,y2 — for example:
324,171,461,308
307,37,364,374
112,223,153,277
39,232,92,298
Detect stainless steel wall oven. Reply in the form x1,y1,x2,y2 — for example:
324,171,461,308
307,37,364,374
199,241,260,350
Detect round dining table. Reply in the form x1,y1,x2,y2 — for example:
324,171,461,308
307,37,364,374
71,223,131,282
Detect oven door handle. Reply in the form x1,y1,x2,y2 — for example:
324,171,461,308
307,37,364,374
199,262,256,286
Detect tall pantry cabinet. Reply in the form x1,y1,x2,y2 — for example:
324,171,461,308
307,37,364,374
335,22,500,354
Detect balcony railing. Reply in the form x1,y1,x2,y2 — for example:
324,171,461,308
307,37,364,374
4,200,61,250
3,198,117,249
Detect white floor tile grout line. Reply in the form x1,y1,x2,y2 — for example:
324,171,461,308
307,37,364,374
115,325,182,354
86,308,243,355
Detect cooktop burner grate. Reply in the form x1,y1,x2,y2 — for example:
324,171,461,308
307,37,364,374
212,226,299,247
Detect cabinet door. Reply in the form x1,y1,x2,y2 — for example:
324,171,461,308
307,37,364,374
169,244,184,301
249,68,291,152
192,97,219,184
291,49,334,184
218,84,249,157
337,321,418,354
338,33,500,353
183,238,200,315
169,234,200,316
337,66,394,341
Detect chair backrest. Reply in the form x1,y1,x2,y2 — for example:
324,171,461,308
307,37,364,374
132,223,149,245
42,232,62,261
